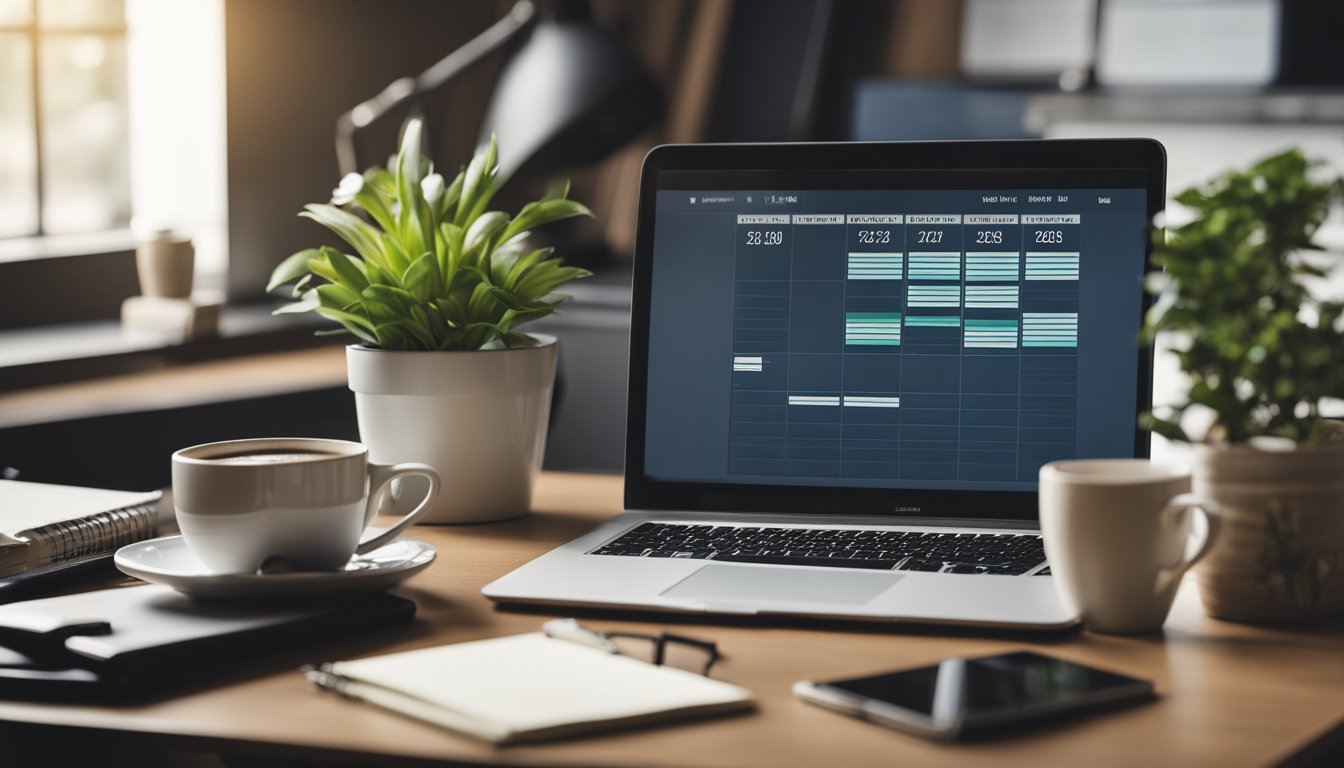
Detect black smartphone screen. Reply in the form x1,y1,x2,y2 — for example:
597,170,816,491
825,651,1149,723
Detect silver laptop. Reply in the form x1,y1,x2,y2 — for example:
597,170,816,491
484,139,1166,629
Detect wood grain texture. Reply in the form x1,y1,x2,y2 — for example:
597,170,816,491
0,472,1340,767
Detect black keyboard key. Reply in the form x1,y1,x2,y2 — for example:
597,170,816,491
900,559,944,572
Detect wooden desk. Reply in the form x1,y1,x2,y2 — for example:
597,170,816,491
0,472,1340,766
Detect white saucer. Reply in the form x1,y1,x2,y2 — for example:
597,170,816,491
115,534,436,601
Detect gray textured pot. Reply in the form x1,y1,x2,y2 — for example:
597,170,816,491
1192,442,1344,621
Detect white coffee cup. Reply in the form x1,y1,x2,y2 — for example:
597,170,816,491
1039,459,1221,634
136,231,195,299
171,437,440,574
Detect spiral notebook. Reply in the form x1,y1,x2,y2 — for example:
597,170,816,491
0,480,160,580
307,632,755,744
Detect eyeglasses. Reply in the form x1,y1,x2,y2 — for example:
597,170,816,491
541,618,721,676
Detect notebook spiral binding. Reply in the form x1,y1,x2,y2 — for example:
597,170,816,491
23,501,159,565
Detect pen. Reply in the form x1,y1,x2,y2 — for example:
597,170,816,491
541,618,621,653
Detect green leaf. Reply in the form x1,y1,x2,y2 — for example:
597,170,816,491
362,284,420,318
465,211,510,257
456,135,498,227
542,178,570,202
273,289,319,315
1140,412,1191,443
375,320,434,349
299,204,387,269
499,330,538,348
403,251,442,302
316,282,363,310
498,198,593,243
315,305,375,335
441,168,465,221
486,285,535,312
363,166,396,199
499,248,547,288
515,260,592,302
354,184,397,235
321,246,368,292
268,248,321,293
290,273,313,298
465,280,495,320
439,221,465,280
395,118,432,273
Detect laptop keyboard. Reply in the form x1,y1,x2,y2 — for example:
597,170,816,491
591,523,1049,576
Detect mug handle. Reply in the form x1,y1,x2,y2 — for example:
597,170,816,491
355,462,441,555
1153,493,1222,596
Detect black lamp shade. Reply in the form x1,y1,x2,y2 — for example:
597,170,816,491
480,14,664,180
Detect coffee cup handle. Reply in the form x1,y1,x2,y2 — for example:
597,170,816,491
1153,493,1222,595
355,462,441,555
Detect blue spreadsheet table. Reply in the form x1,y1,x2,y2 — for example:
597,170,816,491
643,185,1148,494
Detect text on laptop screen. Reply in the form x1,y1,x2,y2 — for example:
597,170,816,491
643,170,1149,493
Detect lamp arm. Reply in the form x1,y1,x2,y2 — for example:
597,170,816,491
335,0,538,175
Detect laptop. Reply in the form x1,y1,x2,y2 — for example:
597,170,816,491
484,139,1166,629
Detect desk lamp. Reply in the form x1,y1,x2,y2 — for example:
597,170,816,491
335,0,663,183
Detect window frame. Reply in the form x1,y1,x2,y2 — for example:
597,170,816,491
1,0,130,239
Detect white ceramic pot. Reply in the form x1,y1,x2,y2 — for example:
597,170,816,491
346,335,557,524
1192,442,1344,621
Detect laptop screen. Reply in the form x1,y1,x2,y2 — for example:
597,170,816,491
639,166,1151,500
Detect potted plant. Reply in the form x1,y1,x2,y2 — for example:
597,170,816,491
267,118,591,523
1142,148,1344,621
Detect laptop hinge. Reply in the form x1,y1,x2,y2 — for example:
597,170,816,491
620,509,1039,530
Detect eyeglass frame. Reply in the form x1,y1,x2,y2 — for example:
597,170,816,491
541,618,721,676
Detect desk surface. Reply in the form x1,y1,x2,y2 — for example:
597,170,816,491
0,472,1340,767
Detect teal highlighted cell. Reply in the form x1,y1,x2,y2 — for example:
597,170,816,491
965,252,1020,282
964,317,1019,348
964,285,1019,308
1025,252,1079,281
847,252,905,280
906,315,961,327
1021,311,1078,347
908,285,961,308
908,252,962,280
845,312,902,346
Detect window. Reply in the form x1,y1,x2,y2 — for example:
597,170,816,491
0,0,131,238
0,0,227,277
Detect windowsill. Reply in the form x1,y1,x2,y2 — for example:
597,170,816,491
0,301,337,392
0,264,634,391
0,229,138,263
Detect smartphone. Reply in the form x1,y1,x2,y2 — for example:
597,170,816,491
794,651,1154,741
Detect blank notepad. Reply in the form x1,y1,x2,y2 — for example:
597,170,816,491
311,632,754,744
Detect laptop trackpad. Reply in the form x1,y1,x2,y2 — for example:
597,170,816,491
661,565,902,606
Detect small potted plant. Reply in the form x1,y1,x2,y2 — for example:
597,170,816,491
1142,148,1344,621
268,118,591,523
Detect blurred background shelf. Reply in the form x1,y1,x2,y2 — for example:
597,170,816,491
1025,89,1344,127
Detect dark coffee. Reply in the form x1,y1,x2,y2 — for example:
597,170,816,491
210,448,340,465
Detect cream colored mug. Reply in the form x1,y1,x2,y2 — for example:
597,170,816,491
1039,459,1221,634
172,437,440,574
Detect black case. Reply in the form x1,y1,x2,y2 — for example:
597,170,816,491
0,585,415,701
